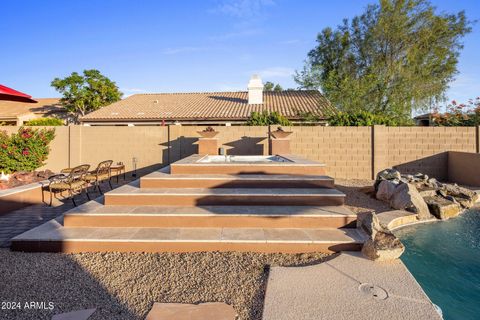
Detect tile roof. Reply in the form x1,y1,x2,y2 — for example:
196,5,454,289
0,98,63,119
80,91,334,122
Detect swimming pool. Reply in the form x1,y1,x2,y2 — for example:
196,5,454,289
395,210,480,320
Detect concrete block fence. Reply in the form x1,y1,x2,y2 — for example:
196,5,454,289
1,125,479,180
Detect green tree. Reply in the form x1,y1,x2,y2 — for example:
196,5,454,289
273,84,283,92
51,69,123,121
264,81,275,91
264,81,284,92
246,111,291,126
295,0,471,121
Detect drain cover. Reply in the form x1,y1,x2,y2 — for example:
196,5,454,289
358,283,388,300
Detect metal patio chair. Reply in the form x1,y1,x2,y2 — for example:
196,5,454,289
48,164,90,206
83,160,113,194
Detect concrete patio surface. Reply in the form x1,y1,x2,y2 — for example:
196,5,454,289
262,251,441,320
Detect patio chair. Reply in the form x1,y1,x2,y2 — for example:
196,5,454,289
48,164,90,206
84,160,113,194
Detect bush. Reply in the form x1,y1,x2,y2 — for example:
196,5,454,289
328,111,410,126
247,111,291,126
0,127,56,173
25,117,64,126
432,98,480,126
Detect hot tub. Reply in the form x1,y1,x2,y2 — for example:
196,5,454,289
197,155,292,163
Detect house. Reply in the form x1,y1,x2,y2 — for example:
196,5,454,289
414,113,434,126
0,98,66,125
80,75,334,126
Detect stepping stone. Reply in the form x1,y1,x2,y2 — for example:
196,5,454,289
51,308,96,320
145,302,236,320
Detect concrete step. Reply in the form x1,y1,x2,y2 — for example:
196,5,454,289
170,154,326,175
104,183,346,206
63,202,357,228
11,218,367,253
140,171,335,189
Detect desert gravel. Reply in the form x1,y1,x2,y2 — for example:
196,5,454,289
335,178,391,214
0,179,381,320
0,249,330,320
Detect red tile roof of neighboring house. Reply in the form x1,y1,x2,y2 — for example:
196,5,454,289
80,91,334,122
0,98,63,120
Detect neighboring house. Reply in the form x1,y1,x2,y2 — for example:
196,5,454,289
80,76,334,126
414,113,434,126
0,98,66,125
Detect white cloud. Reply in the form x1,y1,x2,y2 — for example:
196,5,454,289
161,46,209,55
251,67,295,79
209,28,262,41
211,0,274,18
279,39,301,45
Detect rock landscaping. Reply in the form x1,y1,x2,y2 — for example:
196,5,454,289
374,169,479,221
0,250,329,320
0,170,53,190
358,211,405,261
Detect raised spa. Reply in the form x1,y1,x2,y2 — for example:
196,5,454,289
197,155,292,163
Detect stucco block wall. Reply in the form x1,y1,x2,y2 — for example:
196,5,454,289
1,125,479,180
382,127,476,180
287,126,372,179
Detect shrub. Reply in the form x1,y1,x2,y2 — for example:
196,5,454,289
432,98,480,126
328,111,411,126
247,111,291,126
25,117,64,126
0,127,56,173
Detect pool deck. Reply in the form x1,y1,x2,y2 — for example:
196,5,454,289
262,251,442,320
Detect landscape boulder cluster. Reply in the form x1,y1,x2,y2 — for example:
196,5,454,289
374,169,478,220
360,168,478,261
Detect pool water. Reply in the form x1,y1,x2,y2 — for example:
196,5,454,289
395,210,480,320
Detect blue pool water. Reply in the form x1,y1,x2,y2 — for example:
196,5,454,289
395,210,480,320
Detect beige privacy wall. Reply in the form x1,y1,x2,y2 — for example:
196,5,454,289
1,125,478,179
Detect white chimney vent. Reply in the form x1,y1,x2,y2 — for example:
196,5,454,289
248,74,264,104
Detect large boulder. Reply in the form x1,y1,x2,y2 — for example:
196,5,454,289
423,196,462,220
376,180,398,202
357,211,383,239
390,183,431,220
361,231,405,261
439,184,479,208
374,169,401,190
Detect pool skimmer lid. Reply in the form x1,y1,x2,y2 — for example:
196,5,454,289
358,283,389,300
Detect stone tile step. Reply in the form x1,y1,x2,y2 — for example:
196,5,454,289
141,170,335,189
11,219,367,253
64,203,357,228
104,182,345,206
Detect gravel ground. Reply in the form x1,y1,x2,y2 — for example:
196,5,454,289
0,179,384,320
0,250,330,320
335,178,391,214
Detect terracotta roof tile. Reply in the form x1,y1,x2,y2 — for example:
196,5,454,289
80,91,334,122
0,98,63,119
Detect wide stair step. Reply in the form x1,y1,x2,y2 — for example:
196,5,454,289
64,202,356,228
140,172,335,189
104,183,346,206
11,218,367,254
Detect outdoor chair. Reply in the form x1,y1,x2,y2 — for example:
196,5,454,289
83,160,113,194
48,164,90,206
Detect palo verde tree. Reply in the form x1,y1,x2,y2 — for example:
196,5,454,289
295,0,471,122
51,69,123,122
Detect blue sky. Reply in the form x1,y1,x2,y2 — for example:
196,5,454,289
1,0,479,106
